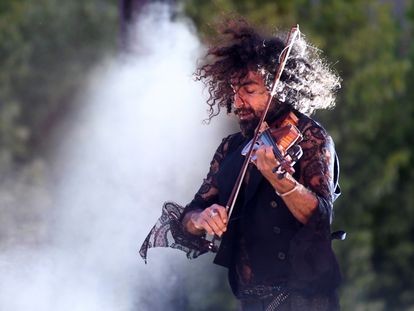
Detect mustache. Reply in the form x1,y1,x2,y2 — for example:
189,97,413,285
233,107,255,116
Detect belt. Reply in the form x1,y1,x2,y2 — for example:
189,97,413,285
237,284,286,300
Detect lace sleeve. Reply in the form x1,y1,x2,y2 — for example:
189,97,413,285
139,135,233,262
298,118,338,228
182,135,231,215
288,118,342,292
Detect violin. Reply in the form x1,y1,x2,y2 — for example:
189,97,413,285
241,112,303,179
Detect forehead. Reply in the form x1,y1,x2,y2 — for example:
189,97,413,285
231,71,265,88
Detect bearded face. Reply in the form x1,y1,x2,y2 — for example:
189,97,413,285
234,107,261,137
232,71,286,136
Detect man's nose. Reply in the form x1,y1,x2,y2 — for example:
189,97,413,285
233,92,247,109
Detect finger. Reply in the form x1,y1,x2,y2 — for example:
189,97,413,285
255,145,266,158
257,146,273,159
263,147,279,170
215,206,228,226
205,217,224,236
199,219,215,235
256,146,265,162
255,146,266,167
207,205,227,233
265,146,276,160
209,214,227,233
210,204,227,223
200,209,221,233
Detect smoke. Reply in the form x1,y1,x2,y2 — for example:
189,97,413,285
0,3,236,311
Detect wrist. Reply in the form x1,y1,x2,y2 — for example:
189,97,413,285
271,175,299,196
275,180,299,197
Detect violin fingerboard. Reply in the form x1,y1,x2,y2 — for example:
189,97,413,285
278,112,302,151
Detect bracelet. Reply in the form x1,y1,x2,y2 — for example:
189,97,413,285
275,181,299,197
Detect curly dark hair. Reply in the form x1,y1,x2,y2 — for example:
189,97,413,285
195,19,341,119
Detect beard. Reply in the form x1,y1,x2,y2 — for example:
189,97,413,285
237,109,260,137
235,102,289,137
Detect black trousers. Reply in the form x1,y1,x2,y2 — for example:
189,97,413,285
240,296,275,311
240,291,340,311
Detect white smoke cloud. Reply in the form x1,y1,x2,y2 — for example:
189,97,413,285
0,3,237,311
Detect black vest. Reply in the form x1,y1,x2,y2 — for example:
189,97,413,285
213,133,303,285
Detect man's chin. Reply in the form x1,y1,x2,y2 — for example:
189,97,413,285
239,118,260,137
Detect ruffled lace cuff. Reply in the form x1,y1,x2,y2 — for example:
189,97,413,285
139,201,211,262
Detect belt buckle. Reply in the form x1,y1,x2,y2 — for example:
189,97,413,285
255,285,267,297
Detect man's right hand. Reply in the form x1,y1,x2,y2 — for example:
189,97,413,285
188,204,228,237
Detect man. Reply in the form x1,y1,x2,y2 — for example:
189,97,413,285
140,20,342,311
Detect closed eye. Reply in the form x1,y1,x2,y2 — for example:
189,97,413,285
245,88,257,94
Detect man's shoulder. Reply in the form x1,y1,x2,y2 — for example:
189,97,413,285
296,112,332,141
216,132,245,154
298,114,334,149
218,131,243,145
223,131,244,142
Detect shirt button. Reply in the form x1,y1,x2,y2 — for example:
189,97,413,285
278,252,286,260
270,201,278,208
273,226,281,234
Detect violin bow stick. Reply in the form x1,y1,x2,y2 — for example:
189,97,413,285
225,25,301,220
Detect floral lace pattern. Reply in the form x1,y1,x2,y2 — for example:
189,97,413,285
139,201,212,262
139,135,234,262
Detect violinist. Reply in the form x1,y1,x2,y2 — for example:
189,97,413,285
140,20,342,311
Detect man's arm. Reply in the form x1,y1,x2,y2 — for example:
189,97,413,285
256,124,336,224
181,135,234,236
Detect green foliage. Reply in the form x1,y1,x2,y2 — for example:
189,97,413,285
0,0,119,260
181,0,414,310
182,0,297,39
0,0,118,169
